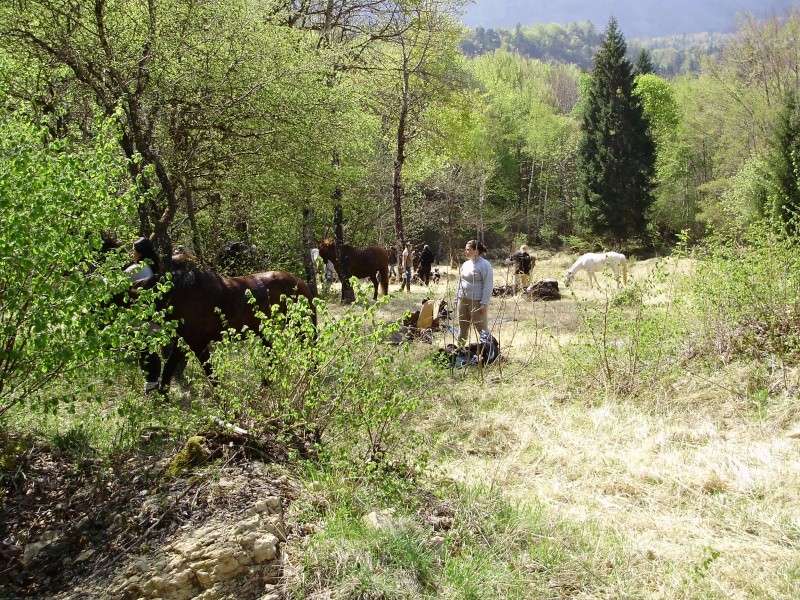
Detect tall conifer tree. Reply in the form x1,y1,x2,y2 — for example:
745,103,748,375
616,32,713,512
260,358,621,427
768,91,800,229
635,48,656,75
578,18,655,241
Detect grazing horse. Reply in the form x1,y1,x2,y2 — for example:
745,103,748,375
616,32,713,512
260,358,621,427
564,252,628,289
318,239,389,300
156,253,315,390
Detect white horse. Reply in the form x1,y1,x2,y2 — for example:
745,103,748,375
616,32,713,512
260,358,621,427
564,252,628,289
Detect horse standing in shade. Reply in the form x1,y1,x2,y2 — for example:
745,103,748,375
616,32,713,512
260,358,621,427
564,252,628,289
317,239,389,300
152,253,315,390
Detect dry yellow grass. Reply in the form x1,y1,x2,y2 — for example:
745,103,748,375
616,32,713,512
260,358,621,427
329,252,800,598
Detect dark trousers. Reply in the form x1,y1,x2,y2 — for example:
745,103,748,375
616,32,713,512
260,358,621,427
139,351,161,384
401,267,412,291
419,264,432,285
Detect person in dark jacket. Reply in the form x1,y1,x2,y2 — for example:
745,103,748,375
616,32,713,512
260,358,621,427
506,244,534,292
418,244,435,285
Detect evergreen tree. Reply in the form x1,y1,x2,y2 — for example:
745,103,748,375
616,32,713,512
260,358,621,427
635,48,656,75
578,18,656,241
768,91,800,229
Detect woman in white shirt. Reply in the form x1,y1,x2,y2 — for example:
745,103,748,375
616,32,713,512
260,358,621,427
125,236,159,284
455,239,493,345
125,237,161,392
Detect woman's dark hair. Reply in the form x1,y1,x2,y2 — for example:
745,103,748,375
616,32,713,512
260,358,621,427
133,237,161,273
465,239,487,255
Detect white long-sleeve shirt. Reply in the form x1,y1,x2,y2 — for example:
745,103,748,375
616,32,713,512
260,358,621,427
124,262,154,283
456,256,493,305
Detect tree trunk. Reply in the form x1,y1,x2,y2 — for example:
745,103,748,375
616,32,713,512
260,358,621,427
535,157,546,235
447,193,455,268
525,156,535,238
477,173,486,243
185,185,204,263
334,203,354,303
302,207,319,298
392,68,410,260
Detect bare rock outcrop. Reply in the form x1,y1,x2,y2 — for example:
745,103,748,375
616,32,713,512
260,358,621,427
110,496,284,600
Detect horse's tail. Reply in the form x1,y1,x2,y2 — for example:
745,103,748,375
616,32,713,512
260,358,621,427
379,265,389,295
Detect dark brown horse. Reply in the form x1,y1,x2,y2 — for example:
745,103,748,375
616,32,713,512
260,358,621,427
318,239,389,300
156,253,315,389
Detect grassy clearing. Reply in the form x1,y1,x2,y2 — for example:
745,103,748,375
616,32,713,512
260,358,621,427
305,252,800,598
409,254,800,599
286,471,630,600
5,250,800,598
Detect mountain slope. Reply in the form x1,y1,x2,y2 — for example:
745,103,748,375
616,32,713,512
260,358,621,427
462,0,797,37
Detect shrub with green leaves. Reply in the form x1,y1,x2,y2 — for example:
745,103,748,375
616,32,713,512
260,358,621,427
691,218,800,364
208,282,424,465
564,264,686,398
0,114,163,417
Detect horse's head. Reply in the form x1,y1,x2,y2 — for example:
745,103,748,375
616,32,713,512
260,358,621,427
564,270,574,288
318,239,336,263
168,252,202,289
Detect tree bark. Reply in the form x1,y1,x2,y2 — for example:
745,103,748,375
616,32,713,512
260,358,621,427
334,203,354,303
392,66,410,260
302,206,319,298
477,172,486,243
184,185,204,263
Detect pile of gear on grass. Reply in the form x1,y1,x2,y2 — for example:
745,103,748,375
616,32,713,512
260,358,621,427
388,297,501,370
492,279,561,300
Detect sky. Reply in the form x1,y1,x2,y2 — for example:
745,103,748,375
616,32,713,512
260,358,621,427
461,0,798,37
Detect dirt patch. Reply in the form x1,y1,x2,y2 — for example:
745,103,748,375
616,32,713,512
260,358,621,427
0,429,295,599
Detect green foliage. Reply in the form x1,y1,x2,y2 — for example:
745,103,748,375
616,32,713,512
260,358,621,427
564,265,686,398
690,218,800,364
0,113,168,416
634,48,656,75
634,74,680,140
462,21,604,69
695,156,769,230
209,282,423,465
766,92,800,229
578,19,656,242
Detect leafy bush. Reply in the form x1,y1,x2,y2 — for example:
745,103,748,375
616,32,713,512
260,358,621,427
690,218,800,365
564,264,686,397
208,282,424,466
0,114,166,417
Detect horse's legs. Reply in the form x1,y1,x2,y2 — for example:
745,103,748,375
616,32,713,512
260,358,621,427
369,273,379,300
192,346,214,383
378,266,389,296
139,350,161,392
159,341,187,391
589,270,599,289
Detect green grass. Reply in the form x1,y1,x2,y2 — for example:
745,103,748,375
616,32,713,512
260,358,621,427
287,474,629,600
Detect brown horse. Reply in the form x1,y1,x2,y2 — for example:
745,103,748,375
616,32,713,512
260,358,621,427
318,239,389,300
156,253,315,389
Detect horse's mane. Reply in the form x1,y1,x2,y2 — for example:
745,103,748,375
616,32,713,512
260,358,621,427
169,252,226,291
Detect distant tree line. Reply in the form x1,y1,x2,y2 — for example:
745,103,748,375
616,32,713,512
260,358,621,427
461,21,728,76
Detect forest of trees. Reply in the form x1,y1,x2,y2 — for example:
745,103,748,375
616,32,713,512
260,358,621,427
4,2,800,409
460,21,729,76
